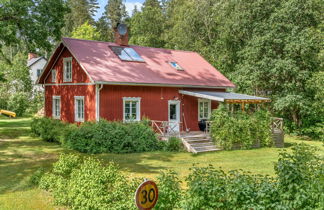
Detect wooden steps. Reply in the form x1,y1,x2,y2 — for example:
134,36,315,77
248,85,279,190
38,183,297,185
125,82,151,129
181,133,220,153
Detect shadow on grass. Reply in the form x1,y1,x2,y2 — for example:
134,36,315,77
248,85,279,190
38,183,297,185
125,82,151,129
0,135,63,194
98,151,175,175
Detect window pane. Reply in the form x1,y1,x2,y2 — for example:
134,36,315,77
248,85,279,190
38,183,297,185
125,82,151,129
110,46,133,61
170,104,177,120
124,48,144,62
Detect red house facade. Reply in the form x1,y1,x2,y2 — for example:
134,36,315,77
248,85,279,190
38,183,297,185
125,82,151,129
38,33,237,132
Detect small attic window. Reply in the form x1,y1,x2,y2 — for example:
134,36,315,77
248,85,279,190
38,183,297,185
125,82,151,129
109,46,144,62
169,62,183,71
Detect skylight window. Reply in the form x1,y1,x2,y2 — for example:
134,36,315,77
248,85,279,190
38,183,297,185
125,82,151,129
169,61,183,70
110,46,144,62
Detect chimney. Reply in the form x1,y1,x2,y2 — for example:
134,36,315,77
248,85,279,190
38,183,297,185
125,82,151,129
28,53,38,60
114,23,129,46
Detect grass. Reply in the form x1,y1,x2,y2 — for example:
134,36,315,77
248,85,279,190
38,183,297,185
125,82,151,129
0,117,323,209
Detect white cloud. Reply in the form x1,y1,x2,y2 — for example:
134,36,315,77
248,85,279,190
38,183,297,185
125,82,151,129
125,2,143,16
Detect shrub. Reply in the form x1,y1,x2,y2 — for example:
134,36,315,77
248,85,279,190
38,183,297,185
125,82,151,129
166,137,183,152
64,119,160,154
39,153,140,210
155,170,182,210
210,107,272,150
275,144,324,209
7,92,29,116
30,117,67,143
183,144,323,209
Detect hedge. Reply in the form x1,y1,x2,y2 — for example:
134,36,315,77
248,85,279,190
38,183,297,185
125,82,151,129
31,118,182,153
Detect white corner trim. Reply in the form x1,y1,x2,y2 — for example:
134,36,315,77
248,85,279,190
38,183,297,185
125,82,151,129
198,98,211,121
74,96,85,122
96,84,103,121
52,95,61,119
122,97,141,122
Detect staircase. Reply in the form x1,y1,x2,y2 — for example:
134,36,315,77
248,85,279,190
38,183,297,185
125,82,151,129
181,133,220,153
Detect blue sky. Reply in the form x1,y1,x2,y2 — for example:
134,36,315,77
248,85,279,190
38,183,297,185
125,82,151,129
95,0,145,20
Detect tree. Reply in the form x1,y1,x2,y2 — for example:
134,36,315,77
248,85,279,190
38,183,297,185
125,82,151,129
129,0,166,47
0,0,69,63
63,0,99,36
96,0,127,41
71,21,100,40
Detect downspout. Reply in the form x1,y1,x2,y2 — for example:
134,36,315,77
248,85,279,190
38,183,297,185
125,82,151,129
96,84,104,122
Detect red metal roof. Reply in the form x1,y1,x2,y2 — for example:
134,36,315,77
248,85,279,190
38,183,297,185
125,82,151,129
42,37,235,88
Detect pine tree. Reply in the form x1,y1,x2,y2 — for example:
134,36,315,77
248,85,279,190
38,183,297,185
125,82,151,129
105,0,127,29
63,0,99,36
129,0,166,47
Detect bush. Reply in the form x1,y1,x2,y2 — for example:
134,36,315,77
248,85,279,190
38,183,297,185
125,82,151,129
31,117,68,143
155,170,182,210
183,144,323,209
210,107,272,150
7,92,29,116
39,153,141,210
64,119,160,154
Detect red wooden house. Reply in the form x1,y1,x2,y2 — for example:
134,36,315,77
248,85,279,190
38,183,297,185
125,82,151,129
37,27,269,133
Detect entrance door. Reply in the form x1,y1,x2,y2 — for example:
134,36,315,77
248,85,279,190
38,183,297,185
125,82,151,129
168,100,180,134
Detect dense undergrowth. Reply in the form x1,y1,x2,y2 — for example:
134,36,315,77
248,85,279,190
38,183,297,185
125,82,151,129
35,144,323,209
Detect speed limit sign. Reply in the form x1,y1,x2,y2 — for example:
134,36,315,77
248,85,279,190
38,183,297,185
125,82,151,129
135,180,158,210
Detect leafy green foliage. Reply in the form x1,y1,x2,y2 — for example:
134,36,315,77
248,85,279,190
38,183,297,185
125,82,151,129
129,0,166,47
210,107,272,150
30,117,68,143
64,119,160,154
71,21,100,40
0,0,68,56
39,154,140,210
183,144,323,209
62,0,99,36
275,144,324,209
155,170,182,210
7,92,29,117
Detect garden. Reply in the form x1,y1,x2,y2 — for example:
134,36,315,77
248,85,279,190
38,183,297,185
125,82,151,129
0,117,323,209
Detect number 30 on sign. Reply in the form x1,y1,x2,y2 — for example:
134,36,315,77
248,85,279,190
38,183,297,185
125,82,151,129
135,180,158,210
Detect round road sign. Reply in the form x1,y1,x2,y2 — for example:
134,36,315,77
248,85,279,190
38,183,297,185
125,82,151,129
135,180,158,210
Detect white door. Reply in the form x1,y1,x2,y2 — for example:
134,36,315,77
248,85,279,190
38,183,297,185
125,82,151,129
168,100,180,134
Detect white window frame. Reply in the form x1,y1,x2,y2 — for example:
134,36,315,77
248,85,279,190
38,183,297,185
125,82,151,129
63,57,72,82
123,97,141,122
198,99,211,121
52,96,61,119
74,96,85,122
51,69,56,82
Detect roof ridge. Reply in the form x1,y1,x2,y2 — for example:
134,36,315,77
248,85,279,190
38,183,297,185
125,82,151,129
62,37,197,54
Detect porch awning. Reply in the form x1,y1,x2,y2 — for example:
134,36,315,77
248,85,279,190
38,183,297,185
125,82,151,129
179,90,271,104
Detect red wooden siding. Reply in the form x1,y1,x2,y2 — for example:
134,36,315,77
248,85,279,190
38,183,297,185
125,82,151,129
45,48,91,84
44,48,95,122
45,85,96,122
99,85,221,131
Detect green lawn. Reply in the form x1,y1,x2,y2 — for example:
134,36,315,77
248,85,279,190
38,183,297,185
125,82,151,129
0,117,323,209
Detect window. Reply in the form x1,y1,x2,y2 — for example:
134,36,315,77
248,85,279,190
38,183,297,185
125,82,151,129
52,69,56,82
74,96,85,122
198,99,211,120
52,96,61,119
110,46,144,62
123,97,141,121
169,62,183,70
37,69,42,77
63,57,72,82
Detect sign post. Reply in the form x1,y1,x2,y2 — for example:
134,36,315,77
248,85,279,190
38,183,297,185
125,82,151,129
135,180,158,210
